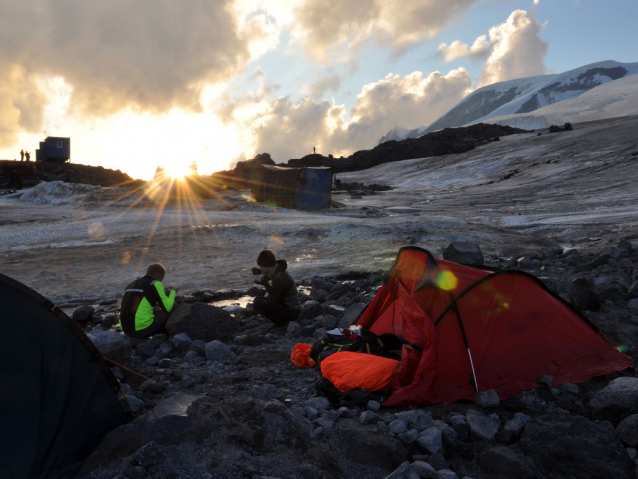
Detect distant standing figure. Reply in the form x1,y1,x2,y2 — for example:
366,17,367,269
25,151,30,162
20,149,24,161
313,146,316,154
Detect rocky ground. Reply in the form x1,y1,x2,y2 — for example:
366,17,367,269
71,235,638,479
2,115,638,478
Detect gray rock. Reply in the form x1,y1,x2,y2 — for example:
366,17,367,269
338,424,409,470
299,301,322,320
339,303,367,328
416,427,442,454
180,376,196,388
389,419,408,434
378,421,390,433
302,397,330,410
312,327,327,338
440,426,458,446
312,289,329,301
322,314,339,329
398,429,419,444
204,340,232,361
617,414,638,447
118,391,145,413
132,441,166,467
590,377,638,424
188,340,206,356
627,447,638,464
338,406,353,418
466,413,499,440
286,321,301,337
498,412,531,443
367,400,381,412
73,305,95,323
360,410,380,425
184,350,204,364
443,242,484,266
538,375,554,388
172,333,192,351
433,471,458,479
520,413,634,479
135,334,167,358
478,446,535,479
314,417,335,430
123,465,146,479
87,330,132,363
384,461,419,479
325,304,346,317
475,389,499,408
304,406,318,421
253,384,283,401
559,383,580,395
571,277,602,312
452,421,470,442
629,298,638,310
412,461,436,479
167,303,237,343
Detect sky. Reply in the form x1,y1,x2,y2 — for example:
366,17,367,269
0,0,637,180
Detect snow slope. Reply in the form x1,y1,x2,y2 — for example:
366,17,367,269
486,75,638,130
378,60,638,143
483,73,638,129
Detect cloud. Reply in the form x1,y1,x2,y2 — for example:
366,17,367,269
438,4,548,88
478,5,548,87
0,0,279,146
230,68,472,162
290,0,480,62
437,36,492,62
304,73,342,99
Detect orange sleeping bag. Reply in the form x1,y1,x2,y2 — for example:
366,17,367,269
291,343,317,368
320,351,399,392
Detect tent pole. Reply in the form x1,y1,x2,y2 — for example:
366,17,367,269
467,347,479,392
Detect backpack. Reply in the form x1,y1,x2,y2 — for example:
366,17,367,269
310,326,403,366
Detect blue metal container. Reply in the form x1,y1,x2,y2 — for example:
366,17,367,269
36,137,70,162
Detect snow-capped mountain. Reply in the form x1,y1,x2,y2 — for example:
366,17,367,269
484,72,638,129
378,60,638,143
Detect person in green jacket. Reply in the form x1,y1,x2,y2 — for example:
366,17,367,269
119,263,176,338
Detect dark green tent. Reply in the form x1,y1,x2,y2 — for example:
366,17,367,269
0,274,129,478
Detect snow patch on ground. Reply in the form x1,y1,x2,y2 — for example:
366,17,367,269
19,181,101,205
8,239,115,251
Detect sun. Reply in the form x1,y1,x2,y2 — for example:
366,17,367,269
163,162,196,180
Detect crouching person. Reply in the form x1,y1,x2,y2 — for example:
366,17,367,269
252,250,301,326
119,263,176,338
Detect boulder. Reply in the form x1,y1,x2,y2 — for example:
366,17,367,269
360,410,379,425
166,303,237,343
474,390,499,408
497,412,531,444
73,305,95,323
286,321,302,337
616,414,638,447
205,340,232,361
466,413,499,440
537,375,554,388
590,377,638,424
299,301,323,320
571,277,602,312
384,461,419,479
411,461,436,479
172,333,192,351
338,303,367,328
478,446,535,479
87,330,132,363
337,424,409,470
135,334,167,358
432,471,458,479
443,242,484,266
519,413,634,479
415,427,442,454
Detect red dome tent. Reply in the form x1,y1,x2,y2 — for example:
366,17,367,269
357,247,632,407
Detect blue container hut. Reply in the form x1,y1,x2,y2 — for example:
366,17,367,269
35,137,71,163
251,165,332,210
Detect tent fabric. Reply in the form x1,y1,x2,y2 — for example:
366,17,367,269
357,247,632,407
291,343,317,368
251,165,333,210
0,273,130,479
321,352,399,392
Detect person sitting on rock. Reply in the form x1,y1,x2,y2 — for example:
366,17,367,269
252,250,301,327
119,263,176,338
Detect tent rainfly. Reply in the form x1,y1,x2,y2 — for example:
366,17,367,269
356,247,632,407
251,165,333,210
0,274,129,479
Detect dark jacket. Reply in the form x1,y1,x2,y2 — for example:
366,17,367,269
262,260,301,311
